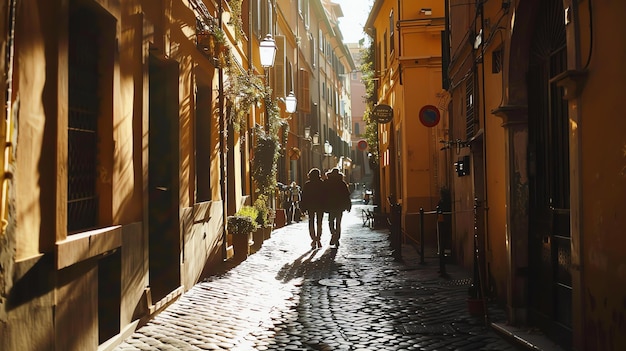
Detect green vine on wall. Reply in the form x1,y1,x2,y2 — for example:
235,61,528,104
251,96,287,202
226,0,244,42
252,130,280,197
360,42,379,163
224,65,265,132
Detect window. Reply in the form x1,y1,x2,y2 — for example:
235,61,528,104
389,10,395,53
465,72,476,139
310,33,316,67
287,60,294,94
354,122,360,136
273,35,286,98
376,41,381,77
299,0,310,28
266,0,273,36
492,47,503,74
195,85,212,202
383,30,388,71
258,0,272,38
252,0,262,37
67,1,114,233
319,29,323,50
298,69,311,112
242,0,250,38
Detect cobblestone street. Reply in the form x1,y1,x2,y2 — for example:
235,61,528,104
114,202,520,351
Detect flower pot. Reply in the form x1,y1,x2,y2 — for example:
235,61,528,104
232,232,252,261
251,228,264,253
274,209,286,228
262,225,272,240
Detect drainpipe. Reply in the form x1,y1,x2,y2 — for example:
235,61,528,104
397,0,402,85
1,0,18,233
477,0,490,324
316,26,322,170
218,0,227,260
248,0,254,201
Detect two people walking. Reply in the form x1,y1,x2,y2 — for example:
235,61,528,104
300,167,351,249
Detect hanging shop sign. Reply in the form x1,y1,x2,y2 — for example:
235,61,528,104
419,105,441,127
372,104,393,124
357,139,368,151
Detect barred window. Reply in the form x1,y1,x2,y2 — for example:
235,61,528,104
465,72,476,139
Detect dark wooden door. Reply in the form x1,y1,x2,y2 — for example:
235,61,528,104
148,55,180,301
527,0,572,348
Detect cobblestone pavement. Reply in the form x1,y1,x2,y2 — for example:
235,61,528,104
115,203,520,351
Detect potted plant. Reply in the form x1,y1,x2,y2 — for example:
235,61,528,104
253,195,273,241
227,206,259,261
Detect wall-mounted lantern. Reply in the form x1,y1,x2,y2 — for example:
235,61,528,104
259,34,276,68
285,91,297,114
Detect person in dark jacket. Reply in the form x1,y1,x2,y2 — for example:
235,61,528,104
324,168,351,248
300,168,325,249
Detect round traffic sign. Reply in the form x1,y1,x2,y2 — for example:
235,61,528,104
357,139,368,151
419,105,440,127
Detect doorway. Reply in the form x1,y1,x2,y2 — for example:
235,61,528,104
148,54,180,301
527,0,572,347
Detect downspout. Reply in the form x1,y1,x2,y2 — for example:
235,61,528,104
316,22,322,169
444,0,451,189
477,0,490,324
218,0,227,260
396,0,402,85
248,0,254,202
1,0,18,233
295,2,302,184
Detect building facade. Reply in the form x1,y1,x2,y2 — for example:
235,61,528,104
0,0,353,350
365,0,448,241
445,0,626,349
364,0,626,349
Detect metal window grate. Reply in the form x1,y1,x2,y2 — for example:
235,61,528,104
67,9,100,233
465,72,475,139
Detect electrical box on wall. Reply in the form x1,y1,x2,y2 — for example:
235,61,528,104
454,156,470,177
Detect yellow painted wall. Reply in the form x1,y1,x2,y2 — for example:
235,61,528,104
446,0,507,300
577,1,626,349
2,0,233,349
367,0,446,244
481,35,507,301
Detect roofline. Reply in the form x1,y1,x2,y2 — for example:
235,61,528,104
364,0,384,36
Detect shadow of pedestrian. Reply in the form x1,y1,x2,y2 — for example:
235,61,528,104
275,248,338,283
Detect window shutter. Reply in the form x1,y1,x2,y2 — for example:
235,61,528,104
299,69,310,112
465,72,476,139
273,35,286,99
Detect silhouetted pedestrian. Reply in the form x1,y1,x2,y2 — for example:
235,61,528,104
325,168,351,248
300,168,325,249
286,181,301,224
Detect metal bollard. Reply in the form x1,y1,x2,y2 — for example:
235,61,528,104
390,202,402,261
436,205,447,276
419,207,425,264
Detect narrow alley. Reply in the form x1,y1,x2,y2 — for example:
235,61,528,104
113,201,520,351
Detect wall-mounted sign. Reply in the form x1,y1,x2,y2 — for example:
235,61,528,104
372,104,393,124
289,147,301,160
357,139,368,151
419,105,441,127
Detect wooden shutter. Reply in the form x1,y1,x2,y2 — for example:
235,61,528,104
299,69,310,112
273,35,286,98
465,72,476,139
